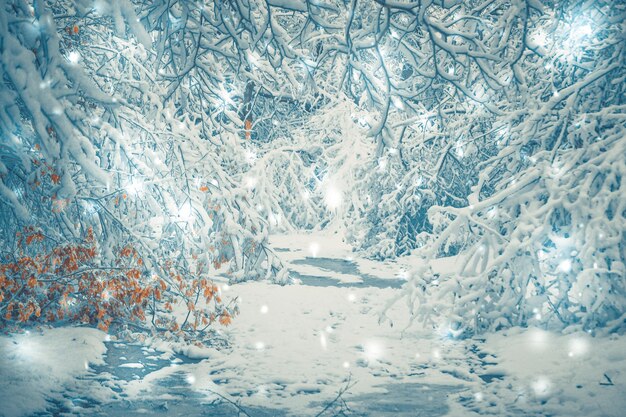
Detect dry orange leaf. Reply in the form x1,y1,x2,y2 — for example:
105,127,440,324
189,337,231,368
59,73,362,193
219,312,231,326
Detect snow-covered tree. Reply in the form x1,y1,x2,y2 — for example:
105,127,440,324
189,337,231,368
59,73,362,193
1,0,623,339
380,0,626,335
0,0,288,337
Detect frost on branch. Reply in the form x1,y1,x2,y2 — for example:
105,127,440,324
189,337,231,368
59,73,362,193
0,0,624,340
0,0,288,339
381,1,626,335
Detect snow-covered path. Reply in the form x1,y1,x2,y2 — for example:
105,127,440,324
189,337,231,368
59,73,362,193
1,233,625,417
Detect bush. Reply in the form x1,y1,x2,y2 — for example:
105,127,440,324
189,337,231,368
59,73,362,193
0,227,237,339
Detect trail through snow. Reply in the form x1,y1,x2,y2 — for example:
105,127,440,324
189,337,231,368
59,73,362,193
1,233,624,417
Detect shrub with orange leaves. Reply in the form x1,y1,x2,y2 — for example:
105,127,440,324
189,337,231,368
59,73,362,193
0,227,238,339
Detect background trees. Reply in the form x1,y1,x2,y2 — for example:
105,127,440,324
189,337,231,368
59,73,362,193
1,0,624,336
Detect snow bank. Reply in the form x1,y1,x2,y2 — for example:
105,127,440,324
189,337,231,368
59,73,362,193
0,327,108,417
447,328,626,416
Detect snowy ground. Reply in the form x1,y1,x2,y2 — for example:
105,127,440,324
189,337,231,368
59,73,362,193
1,232,625,416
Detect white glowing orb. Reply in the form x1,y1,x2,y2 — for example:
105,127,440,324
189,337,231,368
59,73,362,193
15,334,39,360
474,392,484,402
572,24,592,40
324,186,342,210
186,374,196,384
260,305,269,314
178,204,193,222
568,337,589,357
245,176,257,189
362,340,385,361
126,179,143,196
342,361,350,368
558,259,572,273
219,88,233,105
320,332,328,350
527,328,549,351
347,293,356,302
67,51,81,64
268,212,281,226
532,377,551,397
255,342,265,350
309,242,320,257
245,150,257,164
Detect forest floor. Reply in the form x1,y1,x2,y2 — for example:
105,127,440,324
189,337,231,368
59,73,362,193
1,232,625,417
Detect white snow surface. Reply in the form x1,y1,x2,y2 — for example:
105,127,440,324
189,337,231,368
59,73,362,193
0,327,110,417
270,231,456,282
445,328,626,416
0,233,624,416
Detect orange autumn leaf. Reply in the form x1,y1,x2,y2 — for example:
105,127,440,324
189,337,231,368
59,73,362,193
126,268,140,280
51,174,61,184
244,119,252,140
199,185,209,192
218,312,231,326
27,276,37,288
73,25,79,34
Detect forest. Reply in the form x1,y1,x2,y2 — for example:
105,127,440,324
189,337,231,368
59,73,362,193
0,0,624,416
